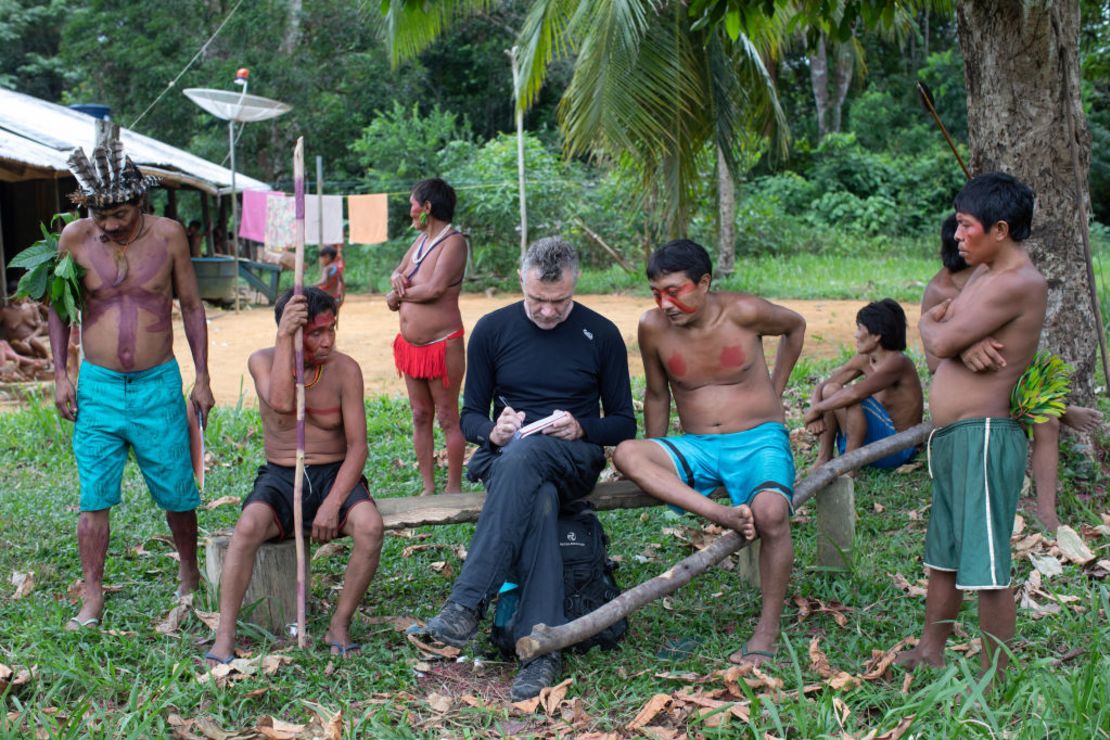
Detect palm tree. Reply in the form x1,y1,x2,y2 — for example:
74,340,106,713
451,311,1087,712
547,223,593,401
379,0,787,267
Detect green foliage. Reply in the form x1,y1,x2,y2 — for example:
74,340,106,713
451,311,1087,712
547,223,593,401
445,132,579,275
12,212,84,324
1011,351,1073,436
349,101,473,230
0,0,73,99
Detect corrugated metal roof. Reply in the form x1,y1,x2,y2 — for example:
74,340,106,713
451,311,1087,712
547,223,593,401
0,87,271,194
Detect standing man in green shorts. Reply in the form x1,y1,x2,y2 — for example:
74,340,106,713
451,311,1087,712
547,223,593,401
897,172,1046,676
48,144,214,629
613,239,805,666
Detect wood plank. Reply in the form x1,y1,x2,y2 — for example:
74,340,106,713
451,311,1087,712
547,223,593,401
374,481,728,530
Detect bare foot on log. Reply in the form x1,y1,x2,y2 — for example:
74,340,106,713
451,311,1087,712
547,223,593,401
1061,405,1102,435
894,644,945,669
724,504,756,540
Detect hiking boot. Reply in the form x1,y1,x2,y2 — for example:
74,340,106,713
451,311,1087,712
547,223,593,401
510,651,562,701
425,600,479,648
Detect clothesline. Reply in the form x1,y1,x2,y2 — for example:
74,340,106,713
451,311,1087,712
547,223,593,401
268,177,598,197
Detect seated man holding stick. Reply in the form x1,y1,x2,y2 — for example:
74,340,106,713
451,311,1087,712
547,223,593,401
424,237,635,700
805,298,923,470
613,239,805,666
206,288,383,665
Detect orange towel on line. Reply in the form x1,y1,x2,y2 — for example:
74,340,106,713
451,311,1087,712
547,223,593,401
348,193,389,244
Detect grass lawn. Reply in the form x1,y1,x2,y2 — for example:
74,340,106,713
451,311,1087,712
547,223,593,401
1,363,1108,738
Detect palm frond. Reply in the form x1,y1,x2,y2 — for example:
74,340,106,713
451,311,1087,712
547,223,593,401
379,0,495,66
515,0,580,110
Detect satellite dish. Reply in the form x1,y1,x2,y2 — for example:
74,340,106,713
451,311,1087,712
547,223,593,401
184,74,291,312
183,88,291,123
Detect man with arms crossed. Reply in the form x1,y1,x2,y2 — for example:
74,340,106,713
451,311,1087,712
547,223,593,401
206,288,383,664
50,144,214,629
424,237,635,699
922,215,1100,531
897,172,1046,675
613,239,805,665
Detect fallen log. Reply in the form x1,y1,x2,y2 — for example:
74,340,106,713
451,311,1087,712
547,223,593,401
515,422,934,660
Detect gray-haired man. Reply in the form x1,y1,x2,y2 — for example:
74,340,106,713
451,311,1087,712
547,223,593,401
425,237,636,699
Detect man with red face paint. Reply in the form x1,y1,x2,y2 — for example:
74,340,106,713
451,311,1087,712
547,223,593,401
206,288,383,665
51,143,214,630
613,239,805,667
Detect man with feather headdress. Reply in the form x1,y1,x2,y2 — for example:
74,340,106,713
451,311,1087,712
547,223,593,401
49,141,214,629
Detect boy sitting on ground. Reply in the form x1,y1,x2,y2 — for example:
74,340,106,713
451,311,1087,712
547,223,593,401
897,172,1046,677
805,299,923,470
922,215,1101,531
205,287,383,665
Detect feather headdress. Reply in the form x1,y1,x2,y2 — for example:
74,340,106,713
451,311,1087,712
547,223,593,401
67,142,160,209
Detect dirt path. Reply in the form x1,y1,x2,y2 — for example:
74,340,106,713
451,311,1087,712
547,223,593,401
175,294,922,407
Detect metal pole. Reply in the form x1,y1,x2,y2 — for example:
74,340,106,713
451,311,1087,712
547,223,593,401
229,119,240,313
509,46,528,257
316,156,323,249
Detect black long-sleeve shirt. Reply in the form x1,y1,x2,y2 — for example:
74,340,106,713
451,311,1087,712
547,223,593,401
461,301,636,449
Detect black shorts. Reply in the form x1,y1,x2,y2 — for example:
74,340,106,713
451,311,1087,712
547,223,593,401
244,461,375,540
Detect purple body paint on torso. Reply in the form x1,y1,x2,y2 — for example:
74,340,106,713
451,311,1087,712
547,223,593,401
83,242,172,370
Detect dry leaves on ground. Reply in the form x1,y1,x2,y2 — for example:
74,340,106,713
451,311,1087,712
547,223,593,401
204,496,240,510
168,703,340,740
0,664,34,693
155,593,194,635
889,572,927,597
793,594,852,627
406,633,461,659
196,653,295,687
1055,525,1095,564
10,571,34,599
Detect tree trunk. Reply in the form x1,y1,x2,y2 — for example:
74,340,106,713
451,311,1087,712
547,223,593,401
808,34,830,139
282,0,303,54
830,41,854,134
957,0,1101,404
716,145,736,276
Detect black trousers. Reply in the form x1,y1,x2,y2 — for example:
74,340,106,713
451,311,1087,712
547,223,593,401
451,434,605,643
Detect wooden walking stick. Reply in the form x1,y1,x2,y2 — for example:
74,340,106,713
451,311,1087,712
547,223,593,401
292,137,308,647
516,422,934,660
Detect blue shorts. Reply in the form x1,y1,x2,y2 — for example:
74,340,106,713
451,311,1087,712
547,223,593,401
650,421,795,513
836,396,918,469
73,359,200,512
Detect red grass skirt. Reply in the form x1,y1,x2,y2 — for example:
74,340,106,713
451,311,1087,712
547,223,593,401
393,328,464,387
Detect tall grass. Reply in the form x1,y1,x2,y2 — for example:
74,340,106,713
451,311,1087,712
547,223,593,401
1,386,1106,736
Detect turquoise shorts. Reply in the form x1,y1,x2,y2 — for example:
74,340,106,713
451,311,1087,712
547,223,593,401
835,396,918,469
73,359,200,512
650,421,796,513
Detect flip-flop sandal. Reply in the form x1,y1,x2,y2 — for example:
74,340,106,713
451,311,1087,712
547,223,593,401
326,640,361,657
729,642,777,665
203,651,234,665
67,616,100,629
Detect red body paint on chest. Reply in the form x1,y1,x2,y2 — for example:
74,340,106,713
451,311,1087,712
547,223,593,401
719,345,746,368
666,351,687,376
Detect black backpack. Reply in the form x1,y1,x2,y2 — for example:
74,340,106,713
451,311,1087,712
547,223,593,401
490,502,627,655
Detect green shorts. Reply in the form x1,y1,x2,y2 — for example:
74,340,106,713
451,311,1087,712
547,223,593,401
923,417,1027,590
73,359,200,512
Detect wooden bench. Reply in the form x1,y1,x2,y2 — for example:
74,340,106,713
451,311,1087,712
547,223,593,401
203,479,835,633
